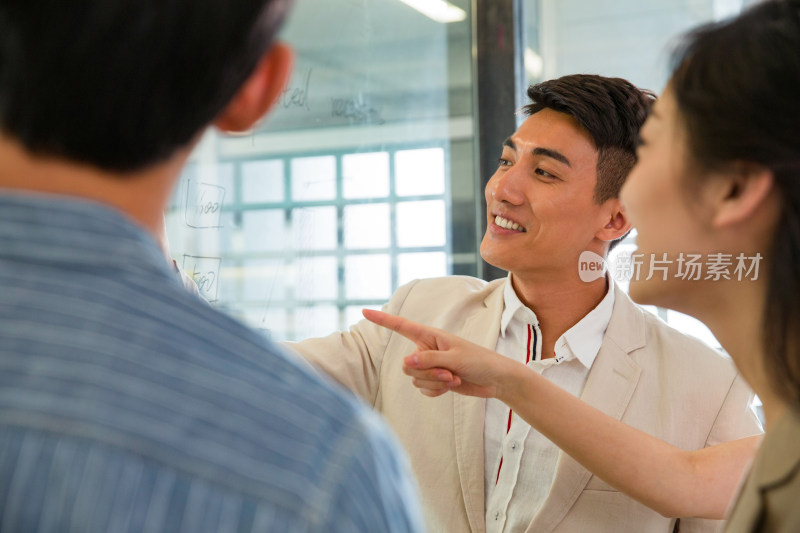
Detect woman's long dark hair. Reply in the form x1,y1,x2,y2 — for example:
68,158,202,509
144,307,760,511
670,0,800,405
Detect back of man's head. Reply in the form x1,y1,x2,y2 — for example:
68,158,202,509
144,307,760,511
524,74,655,204
0,0,293,172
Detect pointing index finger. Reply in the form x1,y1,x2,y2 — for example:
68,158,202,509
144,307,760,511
362,309,441,349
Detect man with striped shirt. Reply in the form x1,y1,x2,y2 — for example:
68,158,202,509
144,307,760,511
0,1,423,531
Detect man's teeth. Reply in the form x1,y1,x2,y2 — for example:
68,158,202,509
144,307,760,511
494,215,524,232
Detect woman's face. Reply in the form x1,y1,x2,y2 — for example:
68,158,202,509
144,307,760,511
620,87,721,311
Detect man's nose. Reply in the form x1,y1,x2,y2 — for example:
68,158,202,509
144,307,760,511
487,167,525,205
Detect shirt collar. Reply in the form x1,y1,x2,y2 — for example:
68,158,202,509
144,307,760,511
500,273,615,368
500,274,537,335
561,277,615,368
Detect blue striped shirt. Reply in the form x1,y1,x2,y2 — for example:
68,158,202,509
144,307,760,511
0,194,424,533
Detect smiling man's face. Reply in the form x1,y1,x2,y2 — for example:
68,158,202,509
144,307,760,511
480,108,613,280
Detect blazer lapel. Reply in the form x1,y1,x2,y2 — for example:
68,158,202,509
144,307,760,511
525,287,644,533
453,281,505,533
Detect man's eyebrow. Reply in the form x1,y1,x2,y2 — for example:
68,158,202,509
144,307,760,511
502,138,571,167
532,147,571,167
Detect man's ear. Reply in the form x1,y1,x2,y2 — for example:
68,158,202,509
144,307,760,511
595,199,632,242
711,163,774,229
214,42,294,133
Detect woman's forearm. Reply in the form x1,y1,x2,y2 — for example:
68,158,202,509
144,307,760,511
361,308,759,519
496,360,759,519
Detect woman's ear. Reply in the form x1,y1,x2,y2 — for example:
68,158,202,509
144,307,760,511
214,42,294,133
711,162,775,229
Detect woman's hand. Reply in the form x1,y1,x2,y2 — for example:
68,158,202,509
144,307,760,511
362,309,523,399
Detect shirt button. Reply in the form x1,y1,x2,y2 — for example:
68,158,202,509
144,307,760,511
511,441,517,450
494,511,500,520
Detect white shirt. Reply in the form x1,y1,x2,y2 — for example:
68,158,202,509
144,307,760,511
484,275,615,533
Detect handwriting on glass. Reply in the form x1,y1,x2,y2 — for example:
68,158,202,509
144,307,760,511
281,69,312,111
182,255,222,302
185,180,225,229
331,94,385,125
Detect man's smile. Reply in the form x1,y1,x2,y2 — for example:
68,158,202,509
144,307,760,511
493,214,526,232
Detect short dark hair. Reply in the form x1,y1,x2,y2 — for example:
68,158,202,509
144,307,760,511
670,0,800,406
523,75,656,205
0,0,293,172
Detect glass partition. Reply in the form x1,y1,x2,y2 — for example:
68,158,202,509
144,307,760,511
165,0,477,341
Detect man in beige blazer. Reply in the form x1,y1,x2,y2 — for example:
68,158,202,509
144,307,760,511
287,74,762,533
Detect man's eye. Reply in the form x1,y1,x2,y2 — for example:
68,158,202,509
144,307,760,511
497,158,512,167
535,168,555,178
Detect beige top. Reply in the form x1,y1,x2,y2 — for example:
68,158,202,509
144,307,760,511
725,407,800,532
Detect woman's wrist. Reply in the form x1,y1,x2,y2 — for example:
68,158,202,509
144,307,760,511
495,357,532,406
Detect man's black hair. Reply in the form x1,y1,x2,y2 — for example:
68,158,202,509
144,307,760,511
524,74,655,204
0,0,293,172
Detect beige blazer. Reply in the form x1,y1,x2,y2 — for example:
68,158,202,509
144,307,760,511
287,276,763,533
724,408,800,532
